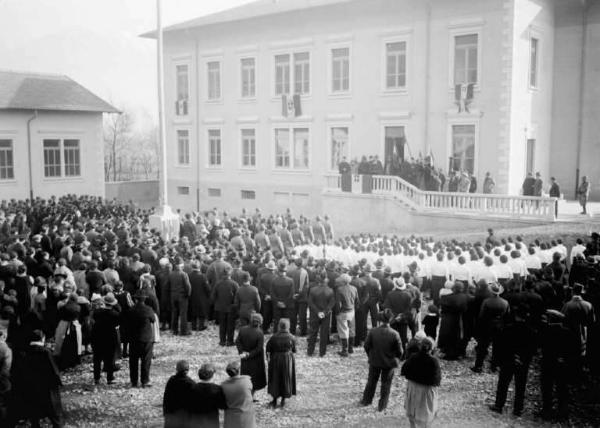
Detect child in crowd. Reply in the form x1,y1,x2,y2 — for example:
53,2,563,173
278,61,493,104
422,304,439,341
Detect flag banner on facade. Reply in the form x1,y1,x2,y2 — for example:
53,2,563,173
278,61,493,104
281,94,302,117
175,98,188,115
454,83,474,113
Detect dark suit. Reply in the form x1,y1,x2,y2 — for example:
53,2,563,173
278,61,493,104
384,288,413,352
270,273,294,332
307,285,335,356
128,301,155,386
362,324,403,410
163,372,195,428
212,278,239,344
169,269,191,335
91,307,120,383
190,382,226,428
474,295,509,370
189,270,210,330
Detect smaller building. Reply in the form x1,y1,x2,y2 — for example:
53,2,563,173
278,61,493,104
0,70,118,201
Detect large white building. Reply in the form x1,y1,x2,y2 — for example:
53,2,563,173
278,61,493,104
145,0,600,214
0,70,118,200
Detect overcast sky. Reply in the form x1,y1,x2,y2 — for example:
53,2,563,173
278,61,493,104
0,0,254,125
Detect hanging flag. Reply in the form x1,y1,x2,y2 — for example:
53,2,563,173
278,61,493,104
455,83,475,113
281,94,302,117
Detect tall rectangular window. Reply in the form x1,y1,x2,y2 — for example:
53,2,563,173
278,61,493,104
386,41,406,89
207,61,221,100
526,138,536,174
293,128,309,169
331,47,350,93
275,54,290,95
177,130,190,165
63,139,80,176
274,128,290,168
241,57,256,98
0,139,14,180
241,129,256,167
208,129,221,166
529,38,539,88
43,139,61,177
450,125,475,174
293,52,310,94
330,127,349,170
175,64,189,115
454,34,478,85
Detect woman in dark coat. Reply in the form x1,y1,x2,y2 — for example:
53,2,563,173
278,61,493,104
190,363,227,428
266,318,296,407
54,293,82,370
91,295,120,384
437,281,469,360
236,313,267,396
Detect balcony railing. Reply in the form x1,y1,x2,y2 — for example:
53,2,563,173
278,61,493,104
324,173,557,220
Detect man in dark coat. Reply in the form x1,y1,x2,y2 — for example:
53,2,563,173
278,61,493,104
363,265,381,330
163,360,195,428
91,296,121,385
128,291,156,388
289,258,309,336
188,261,210,331
360,309,403,411
190,363,227,428
383,277,414,356
10,329,62,427
351,266,369,346
307,274,335,357
521,173,535,196
257,260,277,333
270,261,294,333
169,261,191,336
233,272,260,326
438,281,469,360
211,266,239,346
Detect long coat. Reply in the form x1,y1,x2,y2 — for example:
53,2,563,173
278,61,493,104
189,270,210,319
190,382,226,428
236,326,267,391
163,372,195,428
438,292,469,357
221,375,256,428
266,332,297,398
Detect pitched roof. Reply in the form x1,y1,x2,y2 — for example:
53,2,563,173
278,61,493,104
0,70,119,113
141,0,352,38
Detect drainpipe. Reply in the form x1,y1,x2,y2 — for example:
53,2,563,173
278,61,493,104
26,110,38,201
423,0,432,158
575,0,588,198
195,35,201,212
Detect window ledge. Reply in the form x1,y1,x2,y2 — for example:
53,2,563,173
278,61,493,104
42,177,84,183
271,169,312,175
205,166,224,171
0,179,17,185
238,167,258,172
173,117,192,125
205,99,224,105
328,92,352,99
238,97,257,104
380,89,408,96
448,85,481,93
271,94,312,102
175,164,192,168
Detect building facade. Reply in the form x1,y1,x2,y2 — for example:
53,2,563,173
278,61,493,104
0,71,117,200
150,0,599,215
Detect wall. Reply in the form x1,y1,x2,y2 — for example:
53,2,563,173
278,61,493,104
0,109,105,200
105,180,159,209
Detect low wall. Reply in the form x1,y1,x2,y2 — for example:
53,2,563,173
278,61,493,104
322,191,550,237
105,180,159,209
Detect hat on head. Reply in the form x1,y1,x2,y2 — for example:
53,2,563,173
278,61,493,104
265,260,277,271
103,294,117,307
489,283,503,295
393,277,406,290
363,264,372,273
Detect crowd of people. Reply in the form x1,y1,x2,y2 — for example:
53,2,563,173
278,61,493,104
0,194,599,427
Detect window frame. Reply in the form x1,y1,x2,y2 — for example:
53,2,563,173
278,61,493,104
207,127,223,169
174,61,191,117
381,33,411,94
206,58,223,102
528,36,540,90
239,127,257,170
328,42,352,96
446,120,479,176
272,47,312,98
41,137,82,180
239,56,257,100
326,123,351,172
271,125,311,172
448,26,483,89
0,139,15,181
175,129,191,167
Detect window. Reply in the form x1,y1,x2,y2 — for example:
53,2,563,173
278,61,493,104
275,51,310,95
330,127,349,170
294,52,310,94
175,64,189,115
208,188,221,197
385,41,406,89
207,61,221,100
0,139,14,180
526,138,535,174
241,190,256,200
177,130,190,165
450,125,475,174
529,38,539,88
43,139,81,178
241,58,256,98
454,34,478,85
275,54,291,96
208,129,221,166
331,48,350,93
63,139,80,176
274,128,290,168
177,186,190,195
274,128,309,170
241,129,256,167
384,126,405,165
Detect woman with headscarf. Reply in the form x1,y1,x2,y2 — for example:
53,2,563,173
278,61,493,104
235,313,267,398
221,360,256,428
266,318,297,407
401,336,441,428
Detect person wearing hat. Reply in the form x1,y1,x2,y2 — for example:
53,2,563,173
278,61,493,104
360,309,403,411
235,313,267,397
189,260,210,331
234,272,261,327
306,274,335,357
168,261,192,336
221,360,256,427
561,283,594,371
257,259,277,333
363,264,382,331
335,273,358,357
211,266,239,346
270,261,294,334
350,265,369,347
383,277,414,357
471,282,509,373
90,295,120,385
163,360,195,428
289,258,309,336
127,290,156,388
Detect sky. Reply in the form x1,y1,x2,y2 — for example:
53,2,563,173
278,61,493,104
0,0,255,126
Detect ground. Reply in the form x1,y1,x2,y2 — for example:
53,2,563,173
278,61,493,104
56,221,600,428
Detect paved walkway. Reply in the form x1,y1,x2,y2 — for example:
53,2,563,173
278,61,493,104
556,200,600,223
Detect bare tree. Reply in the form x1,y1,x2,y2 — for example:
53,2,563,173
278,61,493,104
103,110,133,182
